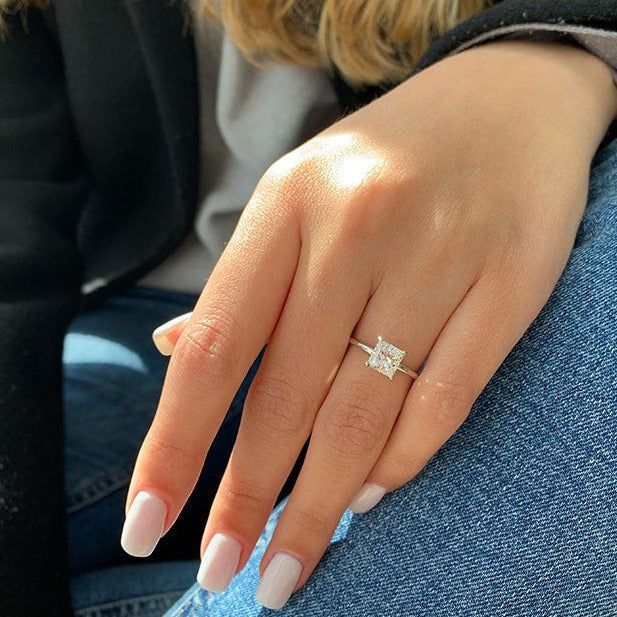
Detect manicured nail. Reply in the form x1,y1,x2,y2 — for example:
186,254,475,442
256,553,303,610
120,491,167,557
197,533,242,592
350,483,386,514
152,312,192,356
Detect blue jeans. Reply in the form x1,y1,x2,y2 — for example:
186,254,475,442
67,137,617,616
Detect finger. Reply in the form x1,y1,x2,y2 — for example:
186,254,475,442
256,272,472,608
196,248,371,590
363,266,549,503
123,195,300,555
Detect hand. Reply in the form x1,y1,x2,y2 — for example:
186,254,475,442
122,41,617,608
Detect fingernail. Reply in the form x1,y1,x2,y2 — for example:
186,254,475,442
120,491,167,557
350,483,386,514
256,553,303,610
152,312,192,356
197,533,242,592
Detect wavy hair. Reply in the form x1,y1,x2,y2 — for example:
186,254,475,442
1,1,490,84
200,0,490,84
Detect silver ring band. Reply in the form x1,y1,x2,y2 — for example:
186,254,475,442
349,336,418,380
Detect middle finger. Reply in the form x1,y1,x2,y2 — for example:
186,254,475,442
196,248,371,590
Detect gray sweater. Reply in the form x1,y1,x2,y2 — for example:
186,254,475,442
139,17,340,292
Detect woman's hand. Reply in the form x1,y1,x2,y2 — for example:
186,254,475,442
122,41,617,608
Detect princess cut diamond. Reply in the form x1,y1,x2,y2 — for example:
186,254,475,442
366,337,406,380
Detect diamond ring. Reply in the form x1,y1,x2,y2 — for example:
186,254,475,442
349,336,418,381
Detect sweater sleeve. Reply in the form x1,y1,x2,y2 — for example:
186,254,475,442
0,10,86,616
415,0,617,72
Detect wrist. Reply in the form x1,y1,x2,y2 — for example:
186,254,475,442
513,40,616,118
459,40,617,156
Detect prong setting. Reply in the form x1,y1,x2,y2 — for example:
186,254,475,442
366,336,406,380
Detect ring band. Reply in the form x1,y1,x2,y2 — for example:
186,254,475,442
349,336,418,381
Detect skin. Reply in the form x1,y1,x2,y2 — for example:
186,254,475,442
126,40,617,596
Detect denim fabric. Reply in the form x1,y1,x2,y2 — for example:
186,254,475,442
71,562,197,617
167,139,617,617
64,287,264,615
65,287,194,573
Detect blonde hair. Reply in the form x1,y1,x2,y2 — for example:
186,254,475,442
1,1,490,85
201,0,490,85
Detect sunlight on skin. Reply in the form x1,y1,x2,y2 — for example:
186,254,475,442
330,152,384,190
266,133,357,182
312,133,385,193
268,132,385,194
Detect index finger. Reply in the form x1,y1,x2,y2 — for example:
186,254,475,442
122,192,299,556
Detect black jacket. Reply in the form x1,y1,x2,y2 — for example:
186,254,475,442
1,1,616,614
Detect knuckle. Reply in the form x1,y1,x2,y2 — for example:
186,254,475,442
322,387,389,457
331,171,404,251
175,307,242,382
289,504,331,536
218,478,269,517
415,374,474,429
143,430,202,475
332,207,368,249
334,185,379,241
258,154,315,208
244,370,310,443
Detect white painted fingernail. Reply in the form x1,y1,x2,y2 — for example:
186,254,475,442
256,553,303,610
120,491,167,557
197,533,242,592
350,483,386,514
152,312,192,355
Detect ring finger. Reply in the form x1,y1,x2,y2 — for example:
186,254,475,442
256,271,472,609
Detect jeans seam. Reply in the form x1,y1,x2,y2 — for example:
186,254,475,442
74,590,184,617
66,467,132,514
165,597,194,617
